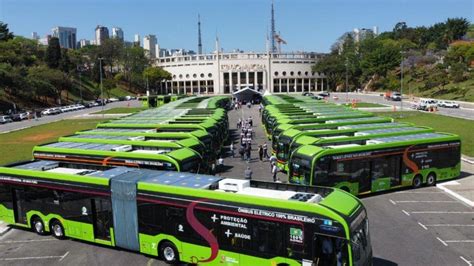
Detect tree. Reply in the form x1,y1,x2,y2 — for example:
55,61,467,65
143,66,172,94
45,37,61,69
28,66,71,105
445,18,470,43
0,21,14,41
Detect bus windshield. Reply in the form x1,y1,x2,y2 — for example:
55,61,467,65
289,153,312,185
350,210,372,266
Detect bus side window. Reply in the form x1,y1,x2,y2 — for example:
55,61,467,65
137,202,163,235
252,221,283,255
0,184,13,209
166,207,185,235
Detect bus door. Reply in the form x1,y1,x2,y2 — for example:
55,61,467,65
353,160,371,194
371,155,401,192
91,198,112,241
12,188,27,225
311,233,348,266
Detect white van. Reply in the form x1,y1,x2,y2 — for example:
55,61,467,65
418,98,438,111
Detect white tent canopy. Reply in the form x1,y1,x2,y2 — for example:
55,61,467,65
232,87,262,102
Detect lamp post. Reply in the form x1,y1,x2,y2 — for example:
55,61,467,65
400,51,407,114
76,65,84,103
98,57,104,116
345,57,349,102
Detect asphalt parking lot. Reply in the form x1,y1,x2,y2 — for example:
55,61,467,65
0,103,472,265
363,182,474,266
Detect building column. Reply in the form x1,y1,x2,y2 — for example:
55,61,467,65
315,78,318,92
205,80,208,94
278,78,282,93
237,72,241,91
263,71,267,92
320,78,324,92
229,71,233,92
246,71,249,87
287,78,290,93
197,79,201,94
254,71,258,90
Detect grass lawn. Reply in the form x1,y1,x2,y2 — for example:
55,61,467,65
344,102,387,108
92,107,146,114
379,111,474,156
0,119,106,166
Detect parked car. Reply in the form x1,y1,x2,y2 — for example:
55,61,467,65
318,91,330,97
0,115,13,124
311,95,324,100
302,92,314,97
391,92,402,101
11,112,29,121
41,108,56,115
438,100,460,108
418,98,438,111
108,98,119,102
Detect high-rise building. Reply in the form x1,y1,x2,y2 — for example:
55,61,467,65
79,39,90,48
134,34,141,46
143,35,157,58
353,26,378,43
31,32,39,40
52,26,77,49
112,27,124,41
95,25,109,45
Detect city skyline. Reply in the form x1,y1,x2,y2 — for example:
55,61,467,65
1,0,472,53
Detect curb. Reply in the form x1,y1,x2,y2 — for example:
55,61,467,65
0,222,11,236
437,182,474,207
461,156,474,165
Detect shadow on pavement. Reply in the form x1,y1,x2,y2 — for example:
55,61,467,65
373,257,398,266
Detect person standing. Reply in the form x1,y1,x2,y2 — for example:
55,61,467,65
248,116,253,127
230,142,234,158
272,163,278,182
239,146,245,161
244,166,253,180
217,157,224,172
258,145,263,161
246,145,251,162
269,154,277,165
262,143,268,159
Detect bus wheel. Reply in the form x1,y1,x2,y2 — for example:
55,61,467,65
159,241,180,264
32,217,46,235
412,175,422,189
50,220,66,239
426,173,437,186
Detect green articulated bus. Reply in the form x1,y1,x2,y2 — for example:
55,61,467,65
289,132,461,195
58,134,210,171
0,161,372,265
97,123,224,151
32,141,203,173
276,126,434,172
75,128,217,159
274,123,414,170
271,116,394,150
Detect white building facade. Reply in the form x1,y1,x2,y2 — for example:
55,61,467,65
155,52,327,95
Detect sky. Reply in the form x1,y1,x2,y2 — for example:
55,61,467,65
0,0,472,53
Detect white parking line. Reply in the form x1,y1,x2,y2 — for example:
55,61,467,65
389,199,397,205
460,256,472,266
394,191,443,194
437,237,448,246
0,239,57,244
425,224,474,227
59,251,69,262
418,222,428,230
0,252,69,261
446,240,474,243
402,210,410,216
410,211,474,214
393,200,458,203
